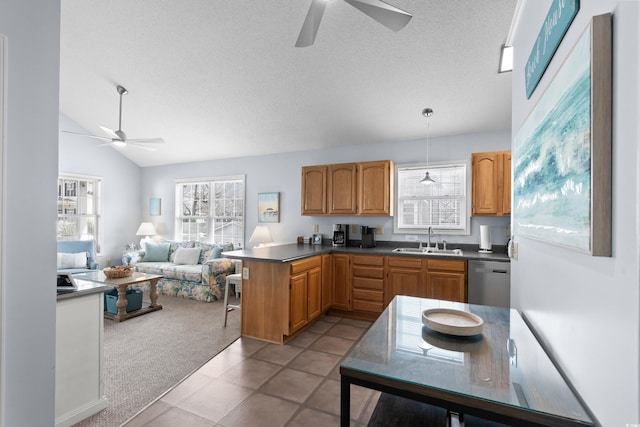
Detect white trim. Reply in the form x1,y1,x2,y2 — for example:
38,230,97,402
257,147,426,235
175,174,244,184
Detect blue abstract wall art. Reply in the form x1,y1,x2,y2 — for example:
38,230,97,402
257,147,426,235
514,24,592,252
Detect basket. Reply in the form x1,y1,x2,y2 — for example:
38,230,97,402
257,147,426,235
103,266,134,279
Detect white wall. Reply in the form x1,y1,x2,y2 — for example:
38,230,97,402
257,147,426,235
141,130,511,249
511,1,640,425
59,113,143,265
0,0,60,425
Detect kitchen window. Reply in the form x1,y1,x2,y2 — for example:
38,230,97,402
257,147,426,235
394,162,470,235
57,174,102,248
175,175,245,246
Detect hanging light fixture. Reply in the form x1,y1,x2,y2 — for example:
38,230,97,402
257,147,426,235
419,107,436,184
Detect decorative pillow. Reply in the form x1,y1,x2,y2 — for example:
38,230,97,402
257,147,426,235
208,246,224,260
143,242,171,262
173,247,202,265
57,252,88,269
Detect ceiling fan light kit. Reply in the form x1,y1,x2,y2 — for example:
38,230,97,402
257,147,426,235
296,0,412,47
62,84,164,151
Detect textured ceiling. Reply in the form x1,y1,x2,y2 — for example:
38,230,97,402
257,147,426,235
60,0,516,167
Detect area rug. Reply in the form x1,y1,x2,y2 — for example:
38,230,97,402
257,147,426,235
73,294,241,427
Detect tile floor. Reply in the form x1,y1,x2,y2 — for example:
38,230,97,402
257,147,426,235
123,315,379,427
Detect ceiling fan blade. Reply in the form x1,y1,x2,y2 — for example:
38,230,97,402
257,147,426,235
344,0,412,32
98,125,122,141
61,130,112,142
127,138,165,144
296,0,327,47
128,143,158,152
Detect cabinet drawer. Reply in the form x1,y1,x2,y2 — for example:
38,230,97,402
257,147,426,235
387,256,423,269
290,256,321,275
352,277,384,290
353,288,383,302
352,265,384,279
426,259,466,272
353,299,384,313
352,255,384,266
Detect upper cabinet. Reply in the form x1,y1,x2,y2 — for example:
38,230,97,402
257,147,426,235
472,150,511,216
302,160,394,216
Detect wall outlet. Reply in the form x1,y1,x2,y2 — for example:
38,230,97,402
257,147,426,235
313,224,319,233
351,224,359,234
242,267,250,279
405,234,419,241
375,225,384,234
106,258,111,267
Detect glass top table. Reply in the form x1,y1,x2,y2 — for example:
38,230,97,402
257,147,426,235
340,296,594,426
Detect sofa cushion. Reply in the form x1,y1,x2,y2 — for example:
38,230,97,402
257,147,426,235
134,262,173,276
144,242,171,262
168,241,195,262
197,242,234,264
57,252,88,269
173,247,202,265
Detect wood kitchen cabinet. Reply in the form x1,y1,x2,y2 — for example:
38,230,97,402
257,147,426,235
351,255,385,314
331,253,351,310
386,256,426,303
301,165,328,215
472,150,511,216
301,160,393,216
321,254,332,312
289,257,322,335
426,259,467,303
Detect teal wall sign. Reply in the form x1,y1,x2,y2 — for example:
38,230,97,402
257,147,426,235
525,0,580,99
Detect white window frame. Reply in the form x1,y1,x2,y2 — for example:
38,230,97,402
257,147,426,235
394,161,471,236
57,173,102,250
175,175,245,246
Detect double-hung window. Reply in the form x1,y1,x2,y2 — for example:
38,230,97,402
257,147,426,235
57,174,102,247
394,162,470,235
175,176,245,245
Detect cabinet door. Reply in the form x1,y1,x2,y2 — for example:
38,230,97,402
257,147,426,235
307,267,322,321
427,271,466,303
290,273,308,333
472,152,500,215
358,160,393,216
332,254,351,309
502,151,511,215
387,268,426,300
321,254,332,312
328,163,357,215
301,166,327,215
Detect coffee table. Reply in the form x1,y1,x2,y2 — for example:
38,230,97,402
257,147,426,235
340,296,594,427
73,271,163,322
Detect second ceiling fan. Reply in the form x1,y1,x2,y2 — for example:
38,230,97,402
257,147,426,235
296,0,412,47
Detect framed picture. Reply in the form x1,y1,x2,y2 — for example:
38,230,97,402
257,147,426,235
150,198,161,216
258,192,280,223
312,234,323,245
513,14,611,256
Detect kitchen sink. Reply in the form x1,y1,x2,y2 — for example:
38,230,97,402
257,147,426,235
392,247,463,256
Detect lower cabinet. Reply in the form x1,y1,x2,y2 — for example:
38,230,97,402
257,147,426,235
351,255,385,313
386,256,426,304
426,259,467,302
321,254,332,312
332,253,351,310
289,256,322,335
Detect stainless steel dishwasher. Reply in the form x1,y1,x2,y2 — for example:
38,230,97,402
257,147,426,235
468,260,511,308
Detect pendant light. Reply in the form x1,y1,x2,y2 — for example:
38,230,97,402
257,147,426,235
419,108,436,184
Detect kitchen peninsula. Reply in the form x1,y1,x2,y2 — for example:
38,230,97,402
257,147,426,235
223,243,509,344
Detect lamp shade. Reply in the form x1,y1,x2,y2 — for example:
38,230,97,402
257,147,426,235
249,225,272,246
136,222,157,236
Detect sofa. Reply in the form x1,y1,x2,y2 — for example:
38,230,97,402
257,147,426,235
57,240,99,274
122,240,237,302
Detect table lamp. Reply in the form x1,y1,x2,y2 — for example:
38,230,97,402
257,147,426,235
136,222,157,250
249,225,272,248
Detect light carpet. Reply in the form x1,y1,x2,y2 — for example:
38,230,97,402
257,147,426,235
73,294,241,427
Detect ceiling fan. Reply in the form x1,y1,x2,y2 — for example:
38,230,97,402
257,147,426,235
63,85,164,151
296,0,412,47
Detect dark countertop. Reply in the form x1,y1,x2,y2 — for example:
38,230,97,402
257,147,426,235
223,242,510,263
57,281,111,301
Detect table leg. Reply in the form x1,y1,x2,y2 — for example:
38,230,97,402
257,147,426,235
115,284,128,320
149,278,160,308
340,376,350,427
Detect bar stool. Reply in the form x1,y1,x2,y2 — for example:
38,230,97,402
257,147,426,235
223,273,242,327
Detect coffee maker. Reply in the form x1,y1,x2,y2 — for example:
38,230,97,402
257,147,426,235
360,226,376,248
332,224,349,247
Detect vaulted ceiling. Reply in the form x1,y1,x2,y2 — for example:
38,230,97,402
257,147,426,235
60,0,516,167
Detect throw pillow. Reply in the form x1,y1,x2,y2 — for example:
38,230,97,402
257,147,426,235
208,246,224,260
143,242,171,262
173,247,202,265
57,252,88,269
